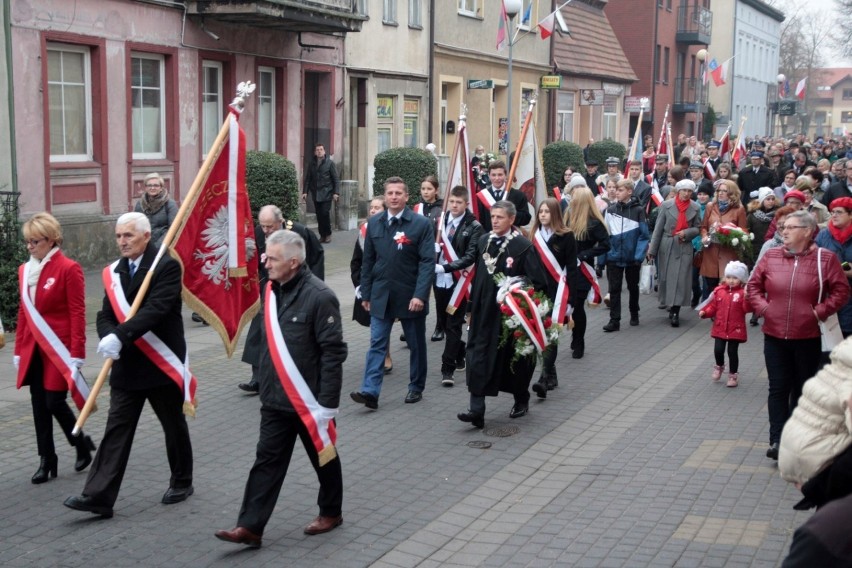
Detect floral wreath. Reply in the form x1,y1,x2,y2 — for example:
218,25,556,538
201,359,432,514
707,222,755,263
494,275,559,368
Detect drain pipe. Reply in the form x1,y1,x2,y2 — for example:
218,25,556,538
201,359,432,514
4,0,18,193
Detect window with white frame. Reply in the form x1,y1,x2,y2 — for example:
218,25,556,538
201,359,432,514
257,67,275,152
377,95,395,153
409,0,422,26
356,0,368,16
518,0,533,30
47,43,92,161
556,91,574,142
201,60,223,157
383,0,397,23
130,53,165,159
603,96,618,140
458,0,482,17
403,98,420,148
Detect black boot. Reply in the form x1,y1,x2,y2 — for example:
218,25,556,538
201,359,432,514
546,373,558,390
532,377,548,399
32,454,58,484
74,435,96,472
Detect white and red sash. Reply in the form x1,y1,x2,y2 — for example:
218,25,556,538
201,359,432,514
19,264,91,410
102,262,198,416
413,203,425,216
440,216,475,314
578,260,603,306
650,177,664,208
476,188,497,210
264,283,337,466
533,232,570,324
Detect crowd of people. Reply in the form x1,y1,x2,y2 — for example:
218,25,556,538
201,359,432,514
7,131,852,563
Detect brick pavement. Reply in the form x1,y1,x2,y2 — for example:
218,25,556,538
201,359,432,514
0,228,811,567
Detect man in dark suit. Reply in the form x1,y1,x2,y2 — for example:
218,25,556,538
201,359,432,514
434,186,483,387
583,159,600,191
476,160,532,232
705,140,722,174
822,161,852,206
626,161,652,209
64,212,194,518
239,205,325,393
350,177,435,409
737,151,776,205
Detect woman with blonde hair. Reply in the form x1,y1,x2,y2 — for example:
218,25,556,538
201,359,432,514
134,172,177,248
530,198,577,395
14,212,95,483
565,187,610,359
699,179,747,294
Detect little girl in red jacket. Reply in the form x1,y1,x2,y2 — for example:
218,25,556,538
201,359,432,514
699,261,751,388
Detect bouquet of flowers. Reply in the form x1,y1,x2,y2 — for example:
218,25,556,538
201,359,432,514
494,275,560,367
708,222,755,263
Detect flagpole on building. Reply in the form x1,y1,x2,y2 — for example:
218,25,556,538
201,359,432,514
73,82,255,435
508,96,536,191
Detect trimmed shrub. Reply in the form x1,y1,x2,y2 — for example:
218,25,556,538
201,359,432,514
0,195,27,330
372,148,437,206
245,151,299,222
587,140,627,170
542,141,586,188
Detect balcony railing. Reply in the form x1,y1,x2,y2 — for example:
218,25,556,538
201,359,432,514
186,0,364,33
672,77,708,114
676,5,712,45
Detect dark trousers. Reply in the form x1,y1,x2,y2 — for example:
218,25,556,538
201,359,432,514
237,407,343,535
83,384,193,506
314,198,333,238
441,297,467,374
703,276,719,301
28,354,77,457
433,285,452,332
714,338,741,373
606,263,641,321
692,266,702,303
571,292,587,351
542,345,558,376
764,335,822,445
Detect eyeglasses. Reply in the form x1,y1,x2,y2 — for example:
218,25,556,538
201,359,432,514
24,238,45,247
831,210,849,216
782,225,807,231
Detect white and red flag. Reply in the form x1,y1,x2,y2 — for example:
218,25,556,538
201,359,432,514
795,77,807,100
718,126,731,161
512,113,548,223
731,118,748,169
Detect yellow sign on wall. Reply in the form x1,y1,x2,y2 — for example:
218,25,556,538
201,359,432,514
377,97,394,118
540,75,562,89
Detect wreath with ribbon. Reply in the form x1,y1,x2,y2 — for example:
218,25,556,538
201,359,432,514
494,275,559,367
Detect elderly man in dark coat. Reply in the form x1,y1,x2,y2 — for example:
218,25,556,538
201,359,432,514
457,201,548,429
350,176,435,409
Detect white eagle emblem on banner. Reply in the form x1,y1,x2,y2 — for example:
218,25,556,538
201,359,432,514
193,205,256,289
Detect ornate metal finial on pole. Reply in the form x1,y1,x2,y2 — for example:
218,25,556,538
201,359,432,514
460,103,468,122
231,81,257,113
528,91,539,106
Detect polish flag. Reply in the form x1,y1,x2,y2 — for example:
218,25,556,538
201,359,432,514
795,77,807,100
538,12,555,39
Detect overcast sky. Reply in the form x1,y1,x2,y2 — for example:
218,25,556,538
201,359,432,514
773,0,850,67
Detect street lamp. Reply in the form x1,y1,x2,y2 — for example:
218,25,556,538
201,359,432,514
504,0,522,158
776,74,786,137
696,49,707,140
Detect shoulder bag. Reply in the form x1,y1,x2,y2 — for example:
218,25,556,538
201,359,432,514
817,247,844,352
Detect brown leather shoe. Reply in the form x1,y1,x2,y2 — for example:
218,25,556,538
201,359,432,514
303,515,343,535
214,526,262,548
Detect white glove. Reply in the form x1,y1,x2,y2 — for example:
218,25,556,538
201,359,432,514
97,333,123,360
434,242,442,253
317,406,339,423
70,358,84,369
13,355,20,370
354,285,362,300
435,264,445,274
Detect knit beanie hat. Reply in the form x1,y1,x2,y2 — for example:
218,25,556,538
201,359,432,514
567,174,587,191
724,261,749,284
757,187,774,204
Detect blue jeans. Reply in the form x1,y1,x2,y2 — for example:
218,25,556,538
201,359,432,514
763,335,821,445
361,315,427,398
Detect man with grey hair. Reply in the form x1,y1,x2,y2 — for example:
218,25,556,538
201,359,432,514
65,212,194,518
239,204,325,393
216,229,346,547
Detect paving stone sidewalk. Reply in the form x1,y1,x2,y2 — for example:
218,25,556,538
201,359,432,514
0,228,809,567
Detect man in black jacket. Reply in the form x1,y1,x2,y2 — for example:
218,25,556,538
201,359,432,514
737,151,776,205
216,229,347,548
476,160,532,232
64,212,194,518
239,204,325,393
434,186,483,387
302,142,339,243
821,161,852,206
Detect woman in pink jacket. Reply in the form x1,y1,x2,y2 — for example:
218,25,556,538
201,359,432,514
748,210,851,461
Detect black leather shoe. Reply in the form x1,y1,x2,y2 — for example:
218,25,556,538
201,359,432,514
399,333,406,342
431,328,445,341
350,391,378,410
630,315,639,326
191,312,203,323
750,316,759,327
532,381,547,399
603,320,620,332
162,485,194,504
457,411,484,429
32,454,57,484
766,443,779,460
670,314,680,327
404,391,422,404
64,495,113,518
509,403,528,418
455,357,466,371
238,381,259,393
572,349,584,359
74,435,96,472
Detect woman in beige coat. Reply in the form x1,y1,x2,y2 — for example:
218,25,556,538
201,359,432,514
700,179,748,291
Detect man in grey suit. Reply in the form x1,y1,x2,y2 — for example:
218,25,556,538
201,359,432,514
350,177,435,409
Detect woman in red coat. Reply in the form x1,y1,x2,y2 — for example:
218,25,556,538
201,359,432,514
13,212,95,483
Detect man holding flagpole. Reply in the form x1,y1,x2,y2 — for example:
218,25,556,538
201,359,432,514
216,230,346,548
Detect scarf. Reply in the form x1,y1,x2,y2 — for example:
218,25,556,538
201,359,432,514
26,246,60,301
828,221,852,246
753,209,775,223
717,200,731,213
673,197,691,235
139,189,170,215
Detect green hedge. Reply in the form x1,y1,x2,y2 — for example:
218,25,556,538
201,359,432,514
0,199,27,331
245,151,299,222
372,147,437,205
542,141,586,188
587,140,627,170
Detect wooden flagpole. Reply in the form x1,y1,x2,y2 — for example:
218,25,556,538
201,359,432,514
73,85,252,435
437,109,465,243
508,97,536,192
